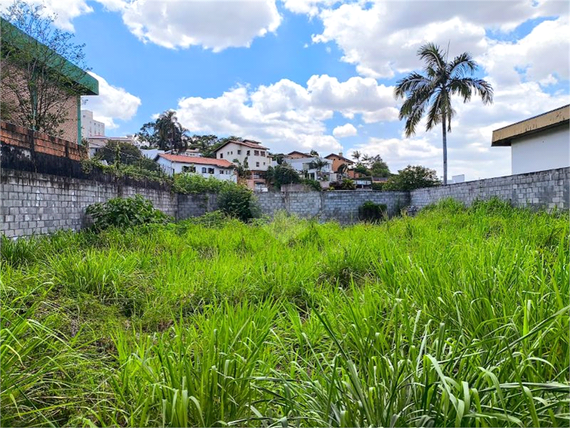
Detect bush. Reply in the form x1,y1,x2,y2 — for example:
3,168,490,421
86,195,171,230
383,165,440,191
329,178,357,190
371,182,385,191
301,179,322,192
266,165,301,189
358,201,387,222
173,174,237,194
218,186,260,222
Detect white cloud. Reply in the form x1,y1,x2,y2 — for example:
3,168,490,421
333,123,357,138
0,0,92,31
175,74,399,153
83,72,142,130
311,0,567,78
119,0,281,51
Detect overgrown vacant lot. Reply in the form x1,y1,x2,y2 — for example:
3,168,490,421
2,200,569,427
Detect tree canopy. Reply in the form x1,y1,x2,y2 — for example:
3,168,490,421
394,43,493,184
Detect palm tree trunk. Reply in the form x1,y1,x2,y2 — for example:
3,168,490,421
442,115,448,185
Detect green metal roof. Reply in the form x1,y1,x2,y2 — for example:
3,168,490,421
1,18,98,95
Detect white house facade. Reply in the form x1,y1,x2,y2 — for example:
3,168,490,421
215,139,270,190
492,105,569,175
282,155,334,184
157,154,236,182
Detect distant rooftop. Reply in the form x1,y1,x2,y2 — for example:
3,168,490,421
492,105,570,147
159,154,234,168
215,139,269,152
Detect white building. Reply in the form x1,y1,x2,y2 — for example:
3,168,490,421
81,110,105,138
282,153,334,184
156,154,236,182
215,139,270,190
86,135,136,158
492,105,569,175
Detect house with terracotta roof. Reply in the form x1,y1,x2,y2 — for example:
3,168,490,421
214,139,271,190
492,105,569,175
325,153,354,173
156,154,236,182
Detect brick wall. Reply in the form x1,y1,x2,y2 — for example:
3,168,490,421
411,167,569,210
1,121,84,161
1,170,177,238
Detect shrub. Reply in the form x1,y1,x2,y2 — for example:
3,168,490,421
383,165,440,191
330,178,357,190
266,164,301,189
358,201,387,222
301,178,322,192
371,182,385,191
82,158,171,185
218,186,260,222
86,195,171,230
173,174,236,194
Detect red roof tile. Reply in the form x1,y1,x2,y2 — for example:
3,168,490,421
159,154,234,168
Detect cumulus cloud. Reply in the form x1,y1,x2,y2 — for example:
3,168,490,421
311,0,567,78
83,72,142,130
119,0,281,51
0,0,92,31
333,123,357,138
175,74,399,153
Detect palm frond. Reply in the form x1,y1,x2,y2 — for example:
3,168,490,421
418,43,446,72
449,78,494,104
447,52,477,78
394,72,431,99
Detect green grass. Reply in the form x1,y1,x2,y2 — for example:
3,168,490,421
1,200,569,427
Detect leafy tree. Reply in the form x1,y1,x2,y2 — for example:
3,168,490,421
233,158,251,180
394,43,493,184
1,1,90,138
352,151,361,162
383,165,441,191
136,122,160,147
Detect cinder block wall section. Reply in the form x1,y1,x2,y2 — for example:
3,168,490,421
1,170,177,238
255,191,410,223
411,167,570,210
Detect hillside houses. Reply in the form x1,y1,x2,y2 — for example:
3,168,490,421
214,139,270,190
156,154,236,182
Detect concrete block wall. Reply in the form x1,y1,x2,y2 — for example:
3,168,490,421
411,167,569,210
177,193,219,220
1,170,177,238
256,190,410,223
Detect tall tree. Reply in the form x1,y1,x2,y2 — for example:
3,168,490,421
155,110,188,153
394,43,493,184
1,0,90,137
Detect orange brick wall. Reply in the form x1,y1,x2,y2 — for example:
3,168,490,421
1,121,85,161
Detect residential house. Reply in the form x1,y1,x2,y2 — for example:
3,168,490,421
492,105,569,174
286,150,311,159
1,18,99,144
215,139,270,190
282,153,334,186
157,154,236,182
86,135,137,158
325,153,354,174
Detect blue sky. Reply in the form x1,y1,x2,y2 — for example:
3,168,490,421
2,0,568,180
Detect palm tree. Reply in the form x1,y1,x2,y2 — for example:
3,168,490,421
156,110,188,153
352,150,361,163
394,43,493,184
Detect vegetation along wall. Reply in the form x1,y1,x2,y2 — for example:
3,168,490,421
1,167,568,238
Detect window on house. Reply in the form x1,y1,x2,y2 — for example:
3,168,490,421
247,150,250,156
237,150,241,155
202,167,207,173
261,151,265,156
219,153,223,158
182,165,196,173
208,168,215,174
263,162,265,165
254,150,259,156
256,162,260,167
